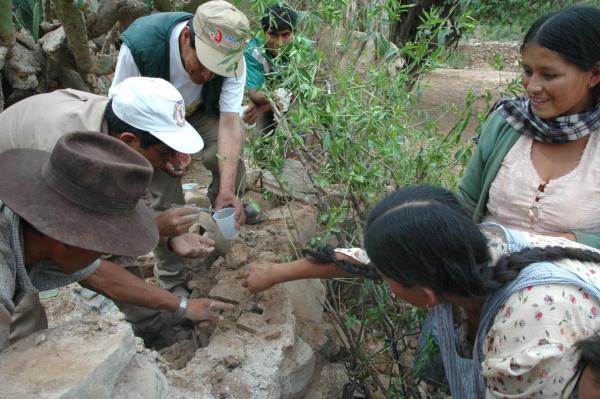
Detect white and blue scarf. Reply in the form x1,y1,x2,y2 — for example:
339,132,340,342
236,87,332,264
494,96,600,143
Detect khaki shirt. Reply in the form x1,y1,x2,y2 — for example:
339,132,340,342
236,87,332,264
0,89,109,152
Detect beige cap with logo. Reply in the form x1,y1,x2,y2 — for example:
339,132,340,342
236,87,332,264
193,0,249,78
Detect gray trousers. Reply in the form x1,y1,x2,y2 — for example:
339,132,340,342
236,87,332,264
152,110,246,291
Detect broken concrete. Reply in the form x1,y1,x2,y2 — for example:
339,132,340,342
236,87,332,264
267,204,318,248
5,41,43,90
303,363,349,399
12,194,326,399
262,159,320,205
39,27,66,57
279,336,316,399
208,272,253,305
282,278,325,322
0,317,136,399
112,353,170,399
159,339,196,370
174,268,314,399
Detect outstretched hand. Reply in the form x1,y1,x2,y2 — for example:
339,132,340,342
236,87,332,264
169,233,215,258
242,262,276,293
185,298,234,325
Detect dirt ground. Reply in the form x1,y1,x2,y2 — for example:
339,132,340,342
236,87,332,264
415,41,520,137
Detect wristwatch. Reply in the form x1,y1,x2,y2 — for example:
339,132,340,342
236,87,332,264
174,295,188,318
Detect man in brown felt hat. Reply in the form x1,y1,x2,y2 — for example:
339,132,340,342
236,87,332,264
0,132,232,351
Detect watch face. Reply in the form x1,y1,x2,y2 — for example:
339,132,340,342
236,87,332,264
175,296,188,317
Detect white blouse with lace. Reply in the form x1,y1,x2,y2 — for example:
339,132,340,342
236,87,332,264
484,133,600,236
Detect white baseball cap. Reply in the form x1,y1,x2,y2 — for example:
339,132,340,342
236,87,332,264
108,77,204,154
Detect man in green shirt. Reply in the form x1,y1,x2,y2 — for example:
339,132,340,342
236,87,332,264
242,3,297,132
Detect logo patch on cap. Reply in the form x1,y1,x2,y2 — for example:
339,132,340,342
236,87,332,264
209,29,223,44
174,100,185,127
208,26,242,50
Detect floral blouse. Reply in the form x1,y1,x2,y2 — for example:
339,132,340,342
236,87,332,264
336,228,600,398
481,230,600,398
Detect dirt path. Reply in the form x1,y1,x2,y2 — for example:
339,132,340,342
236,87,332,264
416,41,521,138
416,68,518,138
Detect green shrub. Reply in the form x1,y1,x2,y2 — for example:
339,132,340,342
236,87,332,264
245,1,477,396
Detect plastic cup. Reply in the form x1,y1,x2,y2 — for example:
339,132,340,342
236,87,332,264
212,207,239,239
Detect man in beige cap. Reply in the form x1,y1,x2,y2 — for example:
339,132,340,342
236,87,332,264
0,132,232,351
114,1,252,221
113,1,268,299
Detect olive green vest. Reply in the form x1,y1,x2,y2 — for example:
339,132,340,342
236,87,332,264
120,12,224,116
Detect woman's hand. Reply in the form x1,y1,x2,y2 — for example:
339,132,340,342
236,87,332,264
243,262,277,293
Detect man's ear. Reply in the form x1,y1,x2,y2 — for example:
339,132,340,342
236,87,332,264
181,26,191,43
116,132,139,147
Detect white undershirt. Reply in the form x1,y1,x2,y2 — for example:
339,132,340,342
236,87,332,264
111,21,245,115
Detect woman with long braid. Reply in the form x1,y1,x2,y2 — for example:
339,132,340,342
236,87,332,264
363,184,600,397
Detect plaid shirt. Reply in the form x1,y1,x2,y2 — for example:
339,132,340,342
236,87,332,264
0,202,100,319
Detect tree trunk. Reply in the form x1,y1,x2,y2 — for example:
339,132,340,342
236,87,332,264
390,0,460,48
86,0,148,39
54,0,93,72
0,0,15,47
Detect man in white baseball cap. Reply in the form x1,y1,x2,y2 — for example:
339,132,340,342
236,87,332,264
109,76,204,155
0,77,221,347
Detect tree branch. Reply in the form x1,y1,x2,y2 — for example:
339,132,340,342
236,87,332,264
0,0,15,47
54,0,93,72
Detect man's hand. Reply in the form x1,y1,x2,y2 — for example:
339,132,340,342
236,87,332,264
243,103,272,125
185,298,234,324
169,233,215,258
156,207,200,237
215,191,245,228
243,103,259,125
242,262,276,293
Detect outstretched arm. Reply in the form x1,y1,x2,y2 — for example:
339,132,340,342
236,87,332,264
81,260,232,321
244,251,365,293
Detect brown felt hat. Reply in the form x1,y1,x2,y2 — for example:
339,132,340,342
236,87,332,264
0,132,158,256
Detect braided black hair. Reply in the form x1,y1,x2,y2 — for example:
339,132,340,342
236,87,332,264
364,185,600,298
481,246,600,294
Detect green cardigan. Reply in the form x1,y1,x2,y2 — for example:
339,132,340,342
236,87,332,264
457,110,600,249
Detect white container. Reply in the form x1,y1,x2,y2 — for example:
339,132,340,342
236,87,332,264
212,207,239,239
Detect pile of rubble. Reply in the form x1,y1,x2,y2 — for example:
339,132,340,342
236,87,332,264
0,173,352,398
